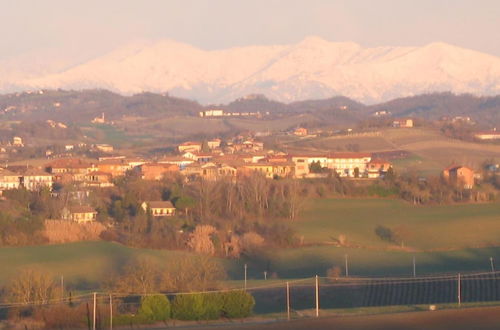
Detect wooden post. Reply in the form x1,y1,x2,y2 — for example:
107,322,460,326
109,294,113,330
61,275,64,301
244,264,248,290
413,256,416,277
93,292,97,330
286,281,290,321
345,254,349,277
315,275,319,317
458,273,461,307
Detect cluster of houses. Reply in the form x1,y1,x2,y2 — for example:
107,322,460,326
58,201,177,224
198,109,267,118
1,132,487,223
0,137,394,194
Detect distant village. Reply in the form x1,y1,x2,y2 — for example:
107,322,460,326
0,113,497,225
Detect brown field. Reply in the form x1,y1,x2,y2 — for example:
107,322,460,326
288,134,395,152
176,306,500,330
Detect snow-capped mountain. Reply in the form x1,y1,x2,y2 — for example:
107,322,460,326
4,36,500,104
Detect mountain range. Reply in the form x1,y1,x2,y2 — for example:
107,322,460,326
1,37,500,104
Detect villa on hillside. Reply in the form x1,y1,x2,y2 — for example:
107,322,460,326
61,205,97,223
141,201,176,217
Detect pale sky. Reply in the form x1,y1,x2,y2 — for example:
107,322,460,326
1,0,499,60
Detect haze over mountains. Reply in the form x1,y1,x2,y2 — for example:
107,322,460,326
1,36,500,104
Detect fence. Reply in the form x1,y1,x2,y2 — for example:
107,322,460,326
1,271,500,328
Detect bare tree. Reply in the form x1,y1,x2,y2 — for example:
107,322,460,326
187,225,217,255
111,256,161,294
161,255,226,292
7,269,55,305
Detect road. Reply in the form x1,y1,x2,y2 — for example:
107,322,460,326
166,306,500,330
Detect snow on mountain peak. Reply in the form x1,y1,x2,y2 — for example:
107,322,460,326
3,38,500,104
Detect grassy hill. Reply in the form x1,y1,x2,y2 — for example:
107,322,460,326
294,198,500,250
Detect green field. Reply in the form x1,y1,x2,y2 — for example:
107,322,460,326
0,242,216,288
2,199,500,289
3,241,500,289
294,198,500,250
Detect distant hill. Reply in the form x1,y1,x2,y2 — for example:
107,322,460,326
0,90,499,128
368,93,500,126
0,89,203,122
2,37,500,104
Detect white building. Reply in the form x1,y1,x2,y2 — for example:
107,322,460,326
327,152,372,177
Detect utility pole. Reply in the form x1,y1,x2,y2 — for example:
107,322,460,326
109,294,113,330
490,257,495,273
345,254,349,277
315,275,319,317
457,273,461,307
286,281,290,321
413,256,416,278
264,271,267,281
61,275,64,300
244,264,248,290
93,292,97,330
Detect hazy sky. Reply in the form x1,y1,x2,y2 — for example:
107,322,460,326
1,0,500,60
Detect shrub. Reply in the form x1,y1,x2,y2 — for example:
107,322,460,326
171,294,206,320
375,225,401,244
138,294,171,322
202,293,224,320
171,291,254,320
221,291,255,318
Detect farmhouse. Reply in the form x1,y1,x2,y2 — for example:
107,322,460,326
139,163,179,180
84,171,114,188
182,151,213,163
61,205,97,223
158,156,194,169
207,138,221,149
95,144,114,153
240,163,274,178
291,156,311,177
474,131,500,140
0,169,20,191
21,169,53,191
294,127,308,136
199,109,224,117
178,141,202,153
367,159,392,178
12,136,24,147
443,165,475,189
47,158,95,182
98,159,131,177
392,118,414,128
141,201,176,217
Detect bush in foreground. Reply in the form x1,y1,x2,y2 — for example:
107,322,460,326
138,294,171,321
221,290,255,318
171,291,254,320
